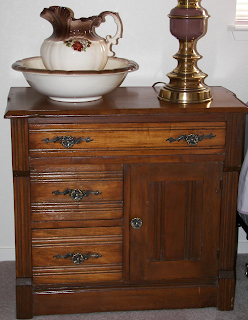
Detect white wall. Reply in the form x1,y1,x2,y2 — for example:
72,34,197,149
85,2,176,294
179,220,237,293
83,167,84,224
1,0,248,261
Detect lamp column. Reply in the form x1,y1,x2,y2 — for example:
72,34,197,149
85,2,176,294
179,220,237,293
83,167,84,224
158,0,212,104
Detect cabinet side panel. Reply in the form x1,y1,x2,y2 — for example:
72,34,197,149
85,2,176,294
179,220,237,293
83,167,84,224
11,118,33,318
11,118,29,171
225,114,245,168
219,172,239,270
11,118,31,276
218,171,239,311
14,176,32,277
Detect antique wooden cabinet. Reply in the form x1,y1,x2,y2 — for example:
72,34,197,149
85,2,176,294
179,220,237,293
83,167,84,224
4,86,247,318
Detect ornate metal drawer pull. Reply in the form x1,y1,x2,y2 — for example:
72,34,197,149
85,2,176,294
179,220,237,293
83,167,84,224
52,188,102,201
42,135,93,148
166,133,216,146
54,252,102,265
131,217,143,229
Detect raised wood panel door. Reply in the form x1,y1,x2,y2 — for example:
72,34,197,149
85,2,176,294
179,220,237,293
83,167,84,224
129,162,223,282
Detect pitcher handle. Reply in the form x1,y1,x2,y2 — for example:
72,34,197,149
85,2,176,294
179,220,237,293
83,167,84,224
98,11,123,57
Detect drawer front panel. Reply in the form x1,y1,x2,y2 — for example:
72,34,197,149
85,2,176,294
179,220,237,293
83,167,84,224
31,180,122,203
32,227,123,284
30,163,123,222
29,122,226,157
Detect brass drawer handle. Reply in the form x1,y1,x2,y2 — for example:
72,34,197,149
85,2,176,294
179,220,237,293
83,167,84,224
131,217,143,229
166,133,216,146
42,135,93,148
52,188,102,201
54,252,102,265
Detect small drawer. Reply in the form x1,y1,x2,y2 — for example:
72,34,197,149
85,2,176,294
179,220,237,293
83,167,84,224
32,227,123,284
29,122,226,157
30,163,123,222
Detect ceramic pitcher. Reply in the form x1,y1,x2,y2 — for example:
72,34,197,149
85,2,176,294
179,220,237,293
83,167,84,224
40,6,123,71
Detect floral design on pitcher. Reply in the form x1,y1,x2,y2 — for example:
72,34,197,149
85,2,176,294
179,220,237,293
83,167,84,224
64,39,91,52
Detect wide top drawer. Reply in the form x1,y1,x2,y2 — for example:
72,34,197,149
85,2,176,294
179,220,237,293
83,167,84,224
29,122,226,157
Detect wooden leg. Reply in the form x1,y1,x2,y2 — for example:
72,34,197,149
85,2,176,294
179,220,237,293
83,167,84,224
16,281,33,319
218,275,235,311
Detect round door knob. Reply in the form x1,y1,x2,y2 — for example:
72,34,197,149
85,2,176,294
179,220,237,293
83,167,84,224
131,217,143,229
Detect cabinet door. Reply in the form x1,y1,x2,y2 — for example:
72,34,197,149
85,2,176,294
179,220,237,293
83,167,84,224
129,162,222,282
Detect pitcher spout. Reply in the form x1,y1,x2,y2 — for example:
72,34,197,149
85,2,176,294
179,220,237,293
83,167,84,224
41,6,104,41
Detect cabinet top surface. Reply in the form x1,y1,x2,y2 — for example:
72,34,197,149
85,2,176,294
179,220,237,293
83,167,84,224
4,86,248,119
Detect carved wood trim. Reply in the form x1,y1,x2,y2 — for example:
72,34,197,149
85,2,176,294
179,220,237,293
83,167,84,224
33,285,218,316
184,180,203,260
14,176,32,278
123,164,131,281
225,113,245,168
219,172,239,271
11,118,29,171
147,180,203,262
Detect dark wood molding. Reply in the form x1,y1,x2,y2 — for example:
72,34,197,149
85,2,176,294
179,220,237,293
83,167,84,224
11,118,29,171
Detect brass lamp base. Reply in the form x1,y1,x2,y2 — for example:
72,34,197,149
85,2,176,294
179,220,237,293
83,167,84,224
158,85,212,104
160,0,212,104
